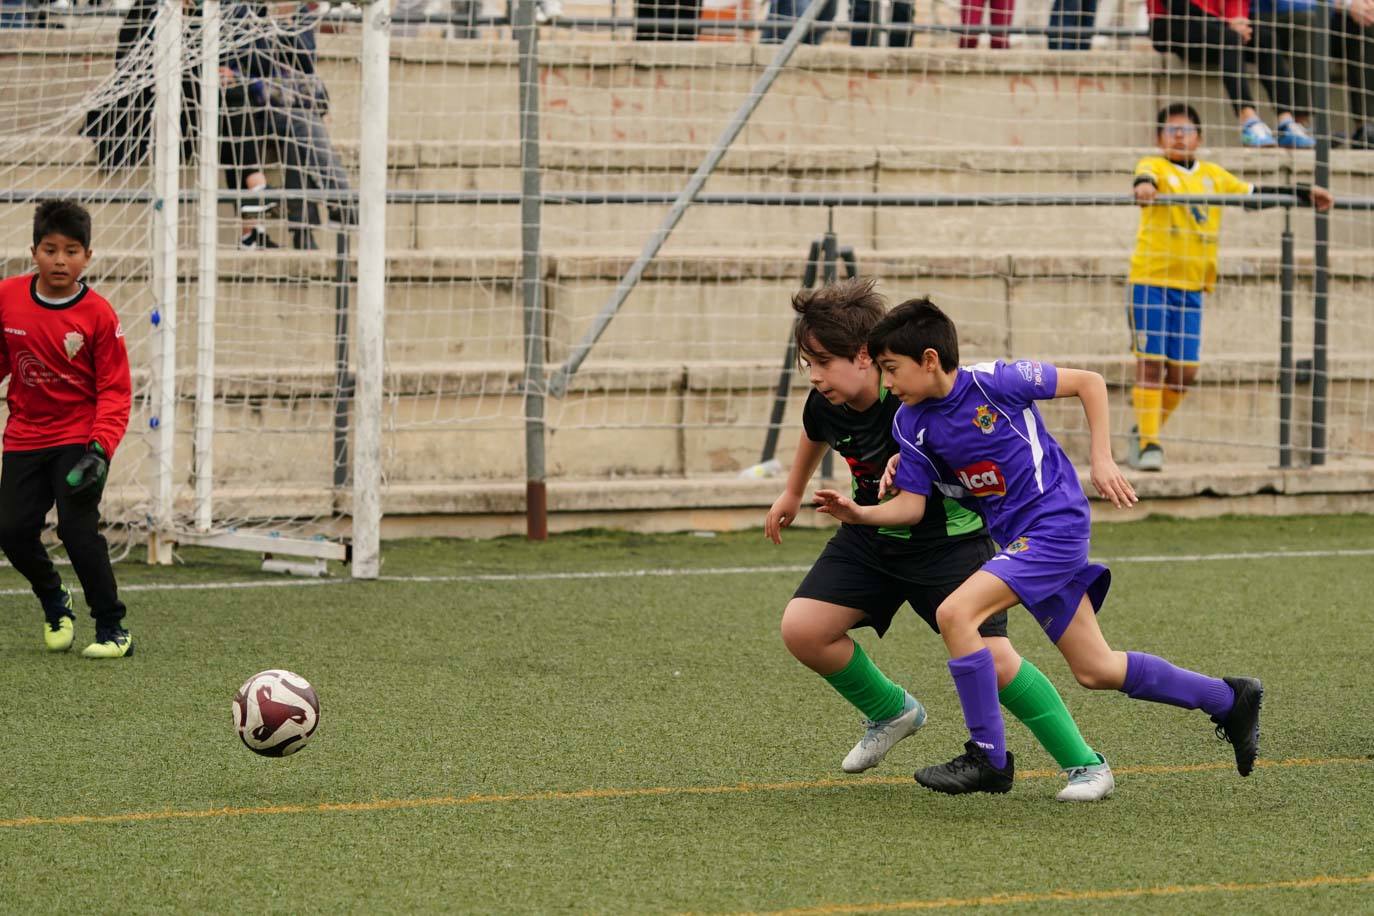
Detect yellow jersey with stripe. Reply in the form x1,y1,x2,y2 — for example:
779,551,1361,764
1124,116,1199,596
1127,156,1252,293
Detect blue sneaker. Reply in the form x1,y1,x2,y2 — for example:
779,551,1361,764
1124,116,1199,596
1277,118,1315,149
1241,118,1277,148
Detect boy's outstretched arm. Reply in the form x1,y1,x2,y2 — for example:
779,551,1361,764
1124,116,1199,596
813,488,926,528
1053,368,1138,509
765,431,828,544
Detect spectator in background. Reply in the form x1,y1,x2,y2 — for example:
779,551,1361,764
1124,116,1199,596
1148,0,1315,147
1253,0,1319,135
220,0,284,248
257,1,354,249
220,0,353,250
763,0,835,43
82,0,198,171
1332,0,1374,147
959,0,1015,48
1048,0,1097,49
0,0,54,28
219,65,280,249
635,0,701,39
850,0,915,46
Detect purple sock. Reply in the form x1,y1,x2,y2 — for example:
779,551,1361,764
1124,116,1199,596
1122,651,1234,719
948,647,1007,769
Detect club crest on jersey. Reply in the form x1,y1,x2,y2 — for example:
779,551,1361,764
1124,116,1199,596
972,405,999,435
63,331,84,359
1005,536,1030,555
956,461,1007,497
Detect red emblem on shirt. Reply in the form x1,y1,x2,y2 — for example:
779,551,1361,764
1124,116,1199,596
956,461,1007,497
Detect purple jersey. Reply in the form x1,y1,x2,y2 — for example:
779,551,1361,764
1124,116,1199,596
891,360,1091,546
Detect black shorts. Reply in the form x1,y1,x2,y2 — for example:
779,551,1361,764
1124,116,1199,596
792,525,1007,639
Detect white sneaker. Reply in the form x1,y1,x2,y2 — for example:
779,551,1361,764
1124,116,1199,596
1055,753,1115,802
841,692,927,773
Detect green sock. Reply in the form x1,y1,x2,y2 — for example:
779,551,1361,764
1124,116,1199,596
999,659,1098,769
821,642,907,722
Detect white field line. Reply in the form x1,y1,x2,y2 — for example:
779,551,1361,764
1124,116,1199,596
0,546,1371,597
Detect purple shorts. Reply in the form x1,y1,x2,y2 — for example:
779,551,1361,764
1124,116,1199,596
980,532,1112,643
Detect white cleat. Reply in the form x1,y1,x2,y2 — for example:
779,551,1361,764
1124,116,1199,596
841,693,927,774
1055,753,1115,802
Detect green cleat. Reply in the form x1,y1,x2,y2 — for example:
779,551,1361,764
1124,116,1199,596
81,628,134,660
42,586,76,652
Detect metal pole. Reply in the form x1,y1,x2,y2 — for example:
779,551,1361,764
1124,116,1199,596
351,0,389,579
1278,209,1294,469
193,0,221,533
759,241,821,464
1311,0,1331,464
148,0,182,564
516,0,547,541
819,210,837,481
332,231,353,488
546,0,834,398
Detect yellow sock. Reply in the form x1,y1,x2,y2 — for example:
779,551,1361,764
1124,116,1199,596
1132,386,1163,447
1160,388,1187,428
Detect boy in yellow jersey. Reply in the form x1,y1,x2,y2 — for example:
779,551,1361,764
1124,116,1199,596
1126,103,1333,470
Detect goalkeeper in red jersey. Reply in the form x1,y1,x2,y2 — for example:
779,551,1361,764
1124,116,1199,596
0,200,133,658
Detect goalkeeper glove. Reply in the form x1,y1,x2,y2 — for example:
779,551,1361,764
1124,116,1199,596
65,442,108,496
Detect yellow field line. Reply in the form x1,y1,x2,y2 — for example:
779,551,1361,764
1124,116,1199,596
0,755,1367,830
725,872,1374,915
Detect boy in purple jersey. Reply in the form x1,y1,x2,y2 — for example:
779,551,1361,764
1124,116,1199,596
814,297,1263,796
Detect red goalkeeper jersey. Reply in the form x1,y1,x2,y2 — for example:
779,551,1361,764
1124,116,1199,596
0,273,132,458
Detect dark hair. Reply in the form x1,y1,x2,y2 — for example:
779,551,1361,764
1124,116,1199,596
33,199,92,249
866,297,959,371
791,276,887,362
1156,103,1201,134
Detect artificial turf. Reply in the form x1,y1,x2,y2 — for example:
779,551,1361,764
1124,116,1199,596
1,515,1370,913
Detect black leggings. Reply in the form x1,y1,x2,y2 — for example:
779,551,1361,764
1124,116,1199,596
0,446,125,627
1151,0,1294,115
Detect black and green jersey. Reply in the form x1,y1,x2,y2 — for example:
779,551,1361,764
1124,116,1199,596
801,386,985,549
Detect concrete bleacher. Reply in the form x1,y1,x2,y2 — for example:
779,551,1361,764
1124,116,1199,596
3,32,1373,531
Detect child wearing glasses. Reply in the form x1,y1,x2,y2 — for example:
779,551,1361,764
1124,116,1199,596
1124,103,1333,470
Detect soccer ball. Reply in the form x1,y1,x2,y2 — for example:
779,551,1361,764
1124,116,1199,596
232,669,320,757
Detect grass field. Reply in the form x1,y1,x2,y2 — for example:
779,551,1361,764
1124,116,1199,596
1,514,1372,914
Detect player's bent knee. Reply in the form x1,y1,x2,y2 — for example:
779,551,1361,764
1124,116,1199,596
1071,663,1118,691
54,523,102,550
779,607,822,658
935,600,976,634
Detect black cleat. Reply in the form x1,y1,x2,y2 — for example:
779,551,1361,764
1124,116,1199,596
1212,676,1263,776
915,740,1015,795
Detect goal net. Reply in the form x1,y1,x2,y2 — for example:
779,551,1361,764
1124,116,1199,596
1,0,363,562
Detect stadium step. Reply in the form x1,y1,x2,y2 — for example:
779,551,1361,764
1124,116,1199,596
3,137,1370,253
2,32,1355,149
2,244,1367,369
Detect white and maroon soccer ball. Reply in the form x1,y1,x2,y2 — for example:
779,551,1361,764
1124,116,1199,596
232,669,320,757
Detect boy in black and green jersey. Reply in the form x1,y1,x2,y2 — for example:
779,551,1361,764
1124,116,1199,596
765,278,1113,801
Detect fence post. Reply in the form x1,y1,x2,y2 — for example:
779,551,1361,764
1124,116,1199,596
1278,207,1294,469
516,0,547,541
1311,0,1331,464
